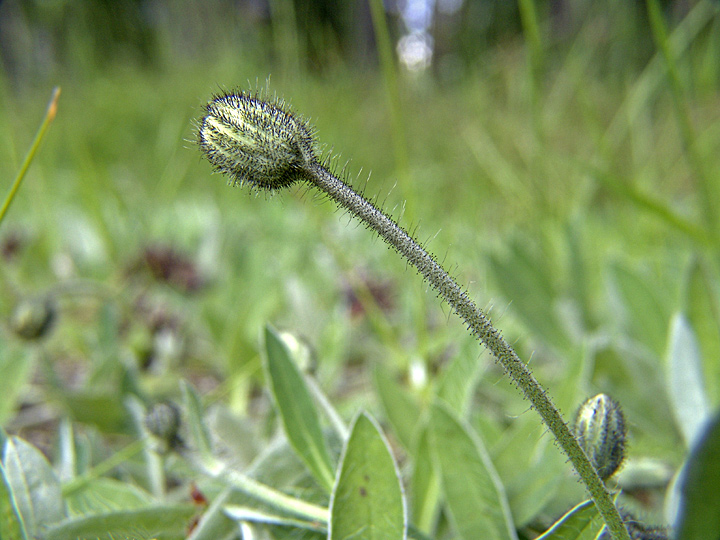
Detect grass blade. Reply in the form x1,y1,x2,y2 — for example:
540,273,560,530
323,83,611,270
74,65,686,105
0,87,60,229
329,412,407,540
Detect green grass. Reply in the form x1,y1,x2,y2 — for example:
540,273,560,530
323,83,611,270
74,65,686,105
1,2,720,539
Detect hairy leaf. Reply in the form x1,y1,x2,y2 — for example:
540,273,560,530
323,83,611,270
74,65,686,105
329,412,406,540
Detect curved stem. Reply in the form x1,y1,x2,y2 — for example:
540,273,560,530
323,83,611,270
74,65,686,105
303,162,631,540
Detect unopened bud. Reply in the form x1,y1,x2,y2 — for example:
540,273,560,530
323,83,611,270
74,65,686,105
145,401,183,451
574,393,627,481
198,92,316,191
9,297,56,341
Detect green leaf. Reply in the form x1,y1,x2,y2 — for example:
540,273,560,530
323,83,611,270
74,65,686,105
329,412,406,540
564,220,595,332
263,324,334,492
61,390,127,432
373,366,421,450
41,505,197,540
610,263,670,357
674,409,720,540
2,436,65,535
428,403,517,540
506,453,564,528
666,313,710,448
684,258,720,405
488,238,571,352
0,340,34,424
436,347,483,416
534,499,605,540
181,379,213,459
65,478,153,516
410,425,440,535
0,462,28,540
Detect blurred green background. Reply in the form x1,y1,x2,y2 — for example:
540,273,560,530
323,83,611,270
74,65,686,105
1,0,720,536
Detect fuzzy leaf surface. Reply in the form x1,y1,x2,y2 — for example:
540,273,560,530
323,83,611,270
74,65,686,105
374,366,421,450
65,478,153,516
41,505,196,540
2,436,64,535
428,402,517,540
263,324,334,491
666,313,710,448
329,412,406,540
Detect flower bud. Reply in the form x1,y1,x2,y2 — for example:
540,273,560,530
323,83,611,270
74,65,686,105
9,297,56,341
198,92,316,191
574,393,627,481
145,401,183,451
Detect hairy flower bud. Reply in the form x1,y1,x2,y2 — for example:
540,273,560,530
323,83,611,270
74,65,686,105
574,393,627,481
9,296,56,341
198,92,316,191
145,401,183,451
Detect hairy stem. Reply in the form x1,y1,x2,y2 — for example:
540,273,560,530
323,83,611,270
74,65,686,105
304,161,631,540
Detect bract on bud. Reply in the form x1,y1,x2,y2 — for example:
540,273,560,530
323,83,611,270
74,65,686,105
9,297,56,341
198,92,316,191
574,393,627,481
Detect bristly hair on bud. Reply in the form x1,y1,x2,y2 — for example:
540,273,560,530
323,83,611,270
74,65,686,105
197,91,317,191
574,393,628,482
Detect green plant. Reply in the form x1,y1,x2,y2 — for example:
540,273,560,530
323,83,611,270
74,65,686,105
0,87,60,229
197,90,632,540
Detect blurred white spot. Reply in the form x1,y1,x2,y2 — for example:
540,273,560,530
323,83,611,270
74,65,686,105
397,32,433,72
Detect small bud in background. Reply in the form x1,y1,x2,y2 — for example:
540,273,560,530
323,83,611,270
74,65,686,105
145,401,183,452
574,393,627,481
9,296,57,341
